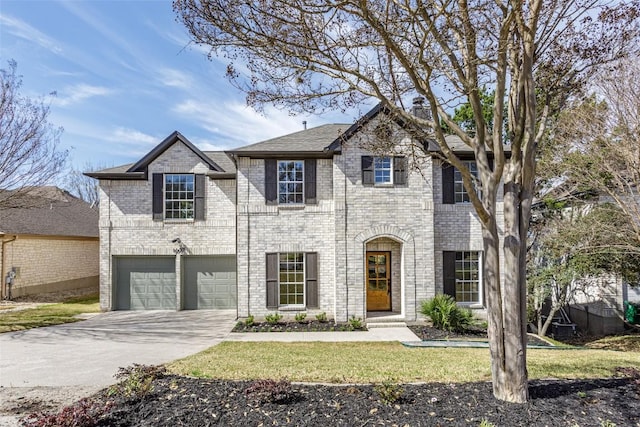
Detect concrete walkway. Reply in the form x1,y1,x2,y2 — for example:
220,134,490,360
227,326,420,342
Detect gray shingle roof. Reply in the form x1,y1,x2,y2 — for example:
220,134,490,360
0,187,98,237
230,124,350,154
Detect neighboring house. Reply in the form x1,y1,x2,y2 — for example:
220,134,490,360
531,192,640,335
0,187,99,299
87,102,501,321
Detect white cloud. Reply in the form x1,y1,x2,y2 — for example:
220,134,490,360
109,127,158,147
157,68,193,89
173,99,315,148
54,84,113,107
0,14,63,54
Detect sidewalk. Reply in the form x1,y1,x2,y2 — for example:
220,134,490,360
225,326,420,342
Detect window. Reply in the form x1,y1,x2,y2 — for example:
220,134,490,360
453,161,479,203
455,251,481,304
278,160,304,204
266,252,318,309
164,174,194,219
361,156,407,186
279,253,305,306
374,157,393,184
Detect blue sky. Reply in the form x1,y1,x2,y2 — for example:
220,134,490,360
0,0,362,171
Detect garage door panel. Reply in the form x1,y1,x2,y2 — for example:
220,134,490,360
114,257,176,310
183,256,236,309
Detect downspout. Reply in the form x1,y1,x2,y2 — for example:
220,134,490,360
108,180,113,310
1,235,17,299
343,146,349,321
246,158,251,317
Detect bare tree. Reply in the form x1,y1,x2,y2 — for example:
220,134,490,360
64,162,102,208
174,0,640,402
0,60,67,209
546,57,640,246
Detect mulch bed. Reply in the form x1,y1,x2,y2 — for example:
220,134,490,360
24,374,640,426
232,320,367,332
409,325,553,347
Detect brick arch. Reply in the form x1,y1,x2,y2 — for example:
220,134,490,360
354,225,414,244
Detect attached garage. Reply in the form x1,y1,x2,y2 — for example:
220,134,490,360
114,257,176,310
182,256,236,309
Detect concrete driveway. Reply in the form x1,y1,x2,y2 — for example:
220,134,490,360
0,310,237,388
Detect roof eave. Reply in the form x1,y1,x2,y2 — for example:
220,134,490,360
228,151,336,159
84,172,147,180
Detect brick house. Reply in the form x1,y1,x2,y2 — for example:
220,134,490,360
0,187,99,299
88,104,499,321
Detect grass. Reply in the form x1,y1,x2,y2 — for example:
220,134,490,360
168,341,640,383
584,335,640,352
0,294,100,333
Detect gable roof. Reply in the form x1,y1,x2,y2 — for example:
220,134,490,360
85,132,237,180
325,102,509,156
0,187,98,238
229,124,349,158
128,131,224,172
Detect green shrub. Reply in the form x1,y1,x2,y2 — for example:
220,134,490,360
348,315,363,330
244,315,255,326
315,312,328,322
265,312,283,325
294,312,307,322
420,294,474,332
374,378,403,405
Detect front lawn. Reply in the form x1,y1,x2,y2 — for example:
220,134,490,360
168,341,640,383
0,294,100,333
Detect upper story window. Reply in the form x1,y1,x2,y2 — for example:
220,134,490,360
362,156,407,186
374,157,393,185
278,160,304,204
165,174,195,219
443,160,484,204
453,161,479,203
265,159,316,206
152,173,204,221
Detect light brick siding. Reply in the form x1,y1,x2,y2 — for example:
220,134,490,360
236,157,336,319
99,141,237,310
101,128,503,319
2,235,98,297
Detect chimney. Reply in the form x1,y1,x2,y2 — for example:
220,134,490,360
302,120,307,130
411,96,431,120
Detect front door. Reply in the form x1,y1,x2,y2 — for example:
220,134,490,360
366,251,391,311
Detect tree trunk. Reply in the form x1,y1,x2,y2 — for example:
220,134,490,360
488,177,529,403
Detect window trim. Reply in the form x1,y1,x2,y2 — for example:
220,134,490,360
373,156,393,186
454,251,483,305
278,252,306,308
277,160,305,205
164,173,195,221
453,160,480,204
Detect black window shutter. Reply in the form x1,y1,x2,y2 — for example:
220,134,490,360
266,253,279,309
361,156,374,185
443,251,457,298
393,156,408,185
304,159,317,204
194,174,205,220
152,173,164,220
305,252,319,308
265,159,278,205
442,164,455,204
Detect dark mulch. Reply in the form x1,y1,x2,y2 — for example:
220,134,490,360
233,320,367,332
25,374,640,427
408,325,552,347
